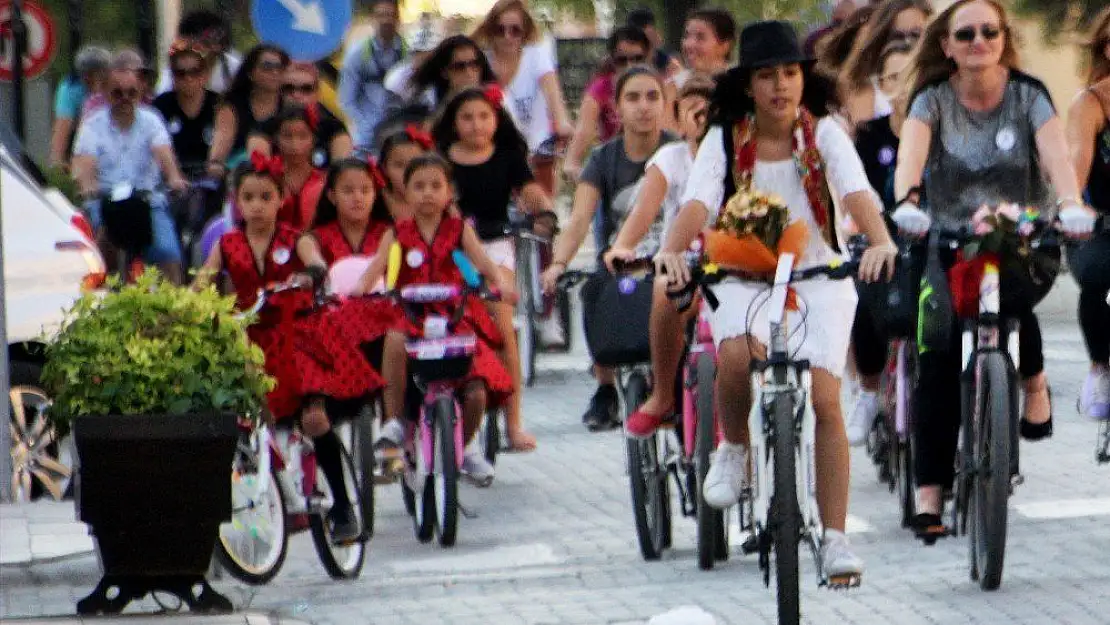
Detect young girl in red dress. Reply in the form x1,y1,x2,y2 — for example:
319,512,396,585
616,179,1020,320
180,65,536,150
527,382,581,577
273,106,326,231
375,126,435,223
352,154,515,485
312,157,408,452
194,153,381,542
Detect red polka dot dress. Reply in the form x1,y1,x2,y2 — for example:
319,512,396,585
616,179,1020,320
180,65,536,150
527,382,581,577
313,220,403,346
392,216,512,406
220,225,383,420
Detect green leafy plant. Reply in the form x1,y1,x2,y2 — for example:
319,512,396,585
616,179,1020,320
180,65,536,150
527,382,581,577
42,269,274,428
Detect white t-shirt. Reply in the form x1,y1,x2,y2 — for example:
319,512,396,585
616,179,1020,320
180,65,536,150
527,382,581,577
645,141,695,237
681,117,871,267
491,44,556,153
155,51,242,95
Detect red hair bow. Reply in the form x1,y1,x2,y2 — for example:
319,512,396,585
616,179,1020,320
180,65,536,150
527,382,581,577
366,157,387,190
482,83,504,110
249,151,285,179
404,124,434,150
305,103,320,131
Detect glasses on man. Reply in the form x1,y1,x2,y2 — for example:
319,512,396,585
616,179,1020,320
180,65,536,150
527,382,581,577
497,23,524,38
447,58,481,72
110,87,140,101
282,82,316,95
614,53,646,66
952,24,1002,43
172,65,205,78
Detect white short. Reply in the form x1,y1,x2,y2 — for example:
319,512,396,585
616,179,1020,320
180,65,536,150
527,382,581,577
708,277,858,376
482,237,516,272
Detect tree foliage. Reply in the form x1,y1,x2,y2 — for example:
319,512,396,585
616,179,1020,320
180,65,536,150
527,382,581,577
1012,0,1109,43
535,0,829,35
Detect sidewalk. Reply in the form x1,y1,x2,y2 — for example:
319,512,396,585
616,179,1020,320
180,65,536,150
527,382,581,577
0,501,93,567
0,615,310,625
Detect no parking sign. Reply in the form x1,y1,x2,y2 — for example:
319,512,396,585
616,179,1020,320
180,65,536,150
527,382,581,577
0,0,55,81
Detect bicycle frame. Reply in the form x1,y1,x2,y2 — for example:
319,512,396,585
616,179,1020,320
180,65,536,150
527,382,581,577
682,303,720,461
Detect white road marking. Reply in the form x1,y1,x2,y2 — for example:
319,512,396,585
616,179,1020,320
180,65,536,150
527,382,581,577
1014,497,1110,520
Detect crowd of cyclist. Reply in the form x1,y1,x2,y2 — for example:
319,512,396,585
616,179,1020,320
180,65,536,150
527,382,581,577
49,0,1110,582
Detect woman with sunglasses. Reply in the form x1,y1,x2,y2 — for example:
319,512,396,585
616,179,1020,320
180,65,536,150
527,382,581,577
892,0,1093,543
206,45,290,178
563,26,652,181
153,39,219,177
1065,6,1110,421
408,35,498,110
840,0,931,128
472,0,573,195
246,62,352,170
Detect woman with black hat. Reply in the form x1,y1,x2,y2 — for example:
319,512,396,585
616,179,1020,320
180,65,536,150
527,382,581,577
654,20,897,580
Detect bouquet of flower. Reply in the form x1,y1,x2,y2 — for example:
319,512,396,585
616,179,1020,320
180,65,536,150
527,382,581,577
969,202,1039,255
705,189,809,273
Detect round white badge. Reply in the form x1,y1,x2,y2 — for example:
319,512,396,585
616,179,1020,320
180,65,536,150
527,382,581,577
406,249,425,268
996,127,1016,151
272,247,291,265
168,118,182,134
312,148,326,168
878,146,895,166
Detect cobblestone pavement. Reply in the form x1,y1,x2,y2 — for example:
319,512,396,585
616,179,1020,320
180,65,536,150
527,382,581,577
3,320,1109,625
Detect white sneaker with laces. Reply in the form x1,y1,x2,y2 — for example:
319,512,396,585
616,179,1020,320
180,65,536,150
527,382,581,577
846,391,880,447
821,529,864,578
702,442,748,509
461,446,495,487
375,418,405,450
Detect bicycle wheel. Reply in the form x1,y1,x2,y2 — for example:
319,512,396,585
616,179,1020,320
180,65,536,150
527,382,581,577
431,397,460,547
516,239,538,387
625,373,670,560
971,352,1012,591
350,407,377,540
309,444,367,579
897,346,917,528
770,392,800,625
216,438,288,585
694,353,724,570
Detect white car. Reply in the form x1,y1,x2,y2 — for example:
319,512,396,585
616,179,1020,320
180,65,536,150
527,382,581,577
2,142,107,502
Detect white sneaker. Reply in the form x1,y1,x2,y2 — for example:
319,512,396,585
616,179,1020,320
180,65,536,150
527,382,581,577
846,391,880,447
375,418,405,452
461,447,495,487
702,442,748,509
539,312,566,348
821,529,864,578
1080,369,1110,421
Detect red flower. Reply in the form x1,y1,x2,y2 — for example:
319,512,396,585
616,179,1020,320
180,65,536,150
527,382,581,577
249,151,285,179
404,124,434,149
366,157,387,190
482,83,504,110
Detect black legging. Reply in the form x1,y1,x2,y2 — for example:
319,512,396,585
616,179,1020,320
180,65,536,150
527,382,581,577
1067,232,1110,364
913,254,1049,489
853,302,887,378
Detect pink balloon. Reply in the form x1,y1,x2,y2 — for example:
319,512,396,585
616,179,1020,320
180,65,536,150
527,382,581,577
327,255,383,295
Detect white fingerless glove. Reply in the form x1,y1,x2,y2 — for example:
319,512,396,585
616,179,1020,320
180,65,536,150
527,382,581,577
1058,205,1097,237
891,202,932,236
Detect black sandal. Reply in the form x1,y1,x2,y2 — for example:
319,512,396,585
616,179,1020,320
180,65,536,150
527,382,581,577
1020,386,1053,441
910,513,947,546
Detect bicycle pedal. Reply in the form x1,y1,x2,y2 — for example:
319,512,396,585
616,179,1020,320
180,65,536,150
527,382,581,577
741,534,760,555
1010,474,1025,488
826,574,861,590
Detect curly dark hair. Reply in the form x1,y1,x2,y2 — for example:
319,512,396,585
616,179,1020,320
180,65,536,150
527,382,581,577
225,44,290,108
708,63,839,125
432,86,527,155
410,35,497,104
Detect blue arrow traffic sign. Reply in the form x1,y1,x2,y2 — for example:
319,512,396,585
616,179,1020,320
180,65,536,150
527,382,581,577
251,0,351,62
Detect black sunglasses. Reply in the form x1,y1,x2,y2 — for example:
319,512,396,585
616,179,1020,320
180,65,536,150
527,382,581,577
614,53,646,66
952,24,1002,43
258,59,286,72
891,28,922,42
172,65,205,78
282,82,316,95
447,58,481,72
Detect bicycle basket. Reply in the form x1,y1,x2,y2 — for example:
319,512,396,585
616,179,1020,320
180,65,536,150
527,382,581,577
102,194,154,254
581,270,653,366
406,335,477,382
855,246,922,338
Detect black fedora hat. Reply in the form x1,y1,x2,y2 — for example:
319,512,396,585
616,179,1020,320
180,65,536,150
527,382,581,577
738,20,811,69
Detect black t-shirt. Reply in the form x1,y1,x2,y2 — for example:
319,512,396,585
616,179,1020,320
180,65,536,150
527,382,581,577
152,90,218,174
854,115,900,210
450,144,535,240
256,104,348,169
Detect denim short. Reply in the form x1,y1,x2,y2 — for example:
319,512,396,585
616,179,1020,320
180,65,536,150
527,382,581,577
85,193,183,265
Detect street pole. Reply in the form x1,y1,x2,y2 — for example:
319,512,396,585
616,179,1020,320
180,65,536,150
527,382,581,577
10,0,27,142
0,1,23,503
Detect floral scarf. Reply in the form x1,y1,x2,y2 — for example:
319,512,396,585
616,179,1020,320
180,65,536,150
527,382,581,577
730,107,836,248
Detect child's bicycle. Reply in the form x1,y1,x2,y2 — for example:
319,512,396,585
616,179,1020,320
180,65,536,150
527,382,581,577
215,283,370,583
371,271,503,548
684,254,863,625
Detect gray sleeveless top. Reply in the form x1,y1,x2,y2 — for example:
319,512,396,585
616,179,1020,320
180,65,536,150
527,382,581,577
908,73,1056,225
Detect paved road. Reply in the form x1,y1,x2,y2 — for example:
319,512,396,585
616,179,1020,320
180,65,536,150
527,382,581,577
3,318,1109,625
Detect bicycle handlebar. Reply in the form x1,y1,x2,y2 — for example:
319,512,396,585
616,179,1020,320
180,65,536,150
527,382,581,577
346,281,502,335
